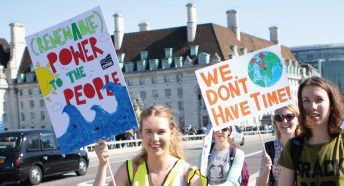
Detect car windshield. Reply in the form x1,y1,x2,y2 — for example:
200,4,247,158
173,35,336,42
0,135,21,151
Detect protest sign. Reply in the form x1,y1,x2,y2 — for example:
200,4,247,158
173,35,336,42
195,45,293,130
25,6,137,153
200,128,213,176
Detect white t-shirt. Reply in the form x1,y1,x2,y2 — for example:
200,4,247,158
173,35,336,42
207,148,230,185
207,145,245,186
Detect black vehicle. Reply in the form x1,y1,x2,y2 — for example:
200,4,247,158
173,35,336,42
0,129,89,185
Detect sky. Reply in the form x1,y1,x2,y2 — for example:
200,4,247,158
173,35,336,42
1,0,343,47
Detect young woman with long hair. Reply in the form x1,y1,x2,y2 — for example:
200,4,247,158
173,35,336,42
207,126,245,185
93,104,206,186
278,76,344,185
256,104,300,186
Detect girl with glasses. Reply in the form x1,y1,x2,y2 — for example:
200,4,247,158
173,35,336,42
207,126,245,185
278,76,344,186
93,104,207,186
256,104,300,186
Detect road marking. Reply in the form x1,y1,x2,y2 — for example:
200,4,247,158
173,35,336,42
88,159,124,168
245,150,262,157
245,150,263,185
78,177,112,186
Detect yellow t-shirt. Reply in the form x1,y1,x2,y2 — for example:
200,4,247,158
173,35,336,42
279,134,344,185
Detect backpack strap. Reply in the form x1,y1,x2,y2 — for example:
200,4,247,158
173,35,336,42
229,144,236,165
290,136,304,183
264,141,276,184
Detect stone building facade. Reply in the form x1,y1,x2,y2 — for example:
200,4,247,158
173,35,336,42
0,3,310,131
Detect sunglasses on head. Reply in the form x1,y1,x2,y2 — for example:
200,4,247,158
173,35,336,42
274,113,295,122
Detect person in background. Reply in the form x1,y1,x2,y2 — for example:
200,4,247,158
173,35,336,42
256,104,300,186
278,76,344,185
207,126,245,185
93,104,206,186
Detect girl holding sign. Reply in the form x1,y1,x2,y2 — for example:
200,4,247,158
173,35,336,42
207,126,245,185
256,104,300,186
278,76,344,186
93,104,207,186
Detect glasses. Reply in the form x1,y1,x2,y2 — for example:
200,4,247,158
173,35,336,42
274,113,295,122
221,128,229,132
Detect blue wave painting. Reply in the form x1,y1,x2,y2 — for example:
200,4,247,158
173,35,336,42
57,82,137,153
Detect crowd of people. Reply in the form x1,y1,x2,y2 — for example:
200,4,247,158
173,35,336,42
92,76,344,186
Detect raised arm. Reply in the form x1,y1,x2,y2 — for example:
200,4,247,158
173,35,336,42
93,140,109,186
256,152,272,186
93,140,129,186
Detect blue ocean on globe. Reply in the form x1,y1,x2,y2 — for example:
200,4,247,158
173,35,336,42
57,82,137,154
248,51,283,87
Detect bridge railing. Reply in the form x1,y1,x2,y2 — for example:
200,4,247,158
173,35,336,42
85,131,273,152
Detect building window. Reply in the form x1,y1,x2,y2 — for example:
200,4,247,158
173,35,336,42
29,100,34,107
3,114,7,123
140,78,145,85
20,101,24,108
202,116,209,126
153,89,159,98
30,112,35,120
40,99,45,107
179,116,185,126
21,113,25,121
127,79,133,86
40,111,45,121
152,77,158,84
166,101,171,108
177,73,183,82
178,88,183,97
164,76,171,83
140,91,146,99
28,89,32,95
178,101,184,110
165,89,171,97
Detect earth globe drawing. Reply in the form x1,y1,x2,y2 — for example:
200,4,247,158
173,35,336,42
248,51,283,87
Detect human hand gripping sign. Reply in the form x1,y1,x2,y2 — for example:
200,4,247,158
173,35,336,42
95,140,116,186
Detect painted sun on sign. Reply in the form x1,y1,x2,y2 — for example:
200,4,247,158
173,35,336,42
35,62,59,101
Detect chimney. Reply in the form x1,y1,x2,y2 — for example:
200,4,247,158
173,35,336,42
269,26,279,44
226,10,240,41
186,3,197,42
8,23,26,81
139,22,149,31
113,13,124,50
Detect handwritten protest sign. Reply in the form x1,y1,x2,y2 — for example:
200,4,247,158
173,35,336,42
195,45,293,130
25,6,137,153
200,128,213,176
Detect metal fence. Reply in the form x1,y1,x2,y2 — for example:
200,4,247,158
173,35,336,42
86,131,273,152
